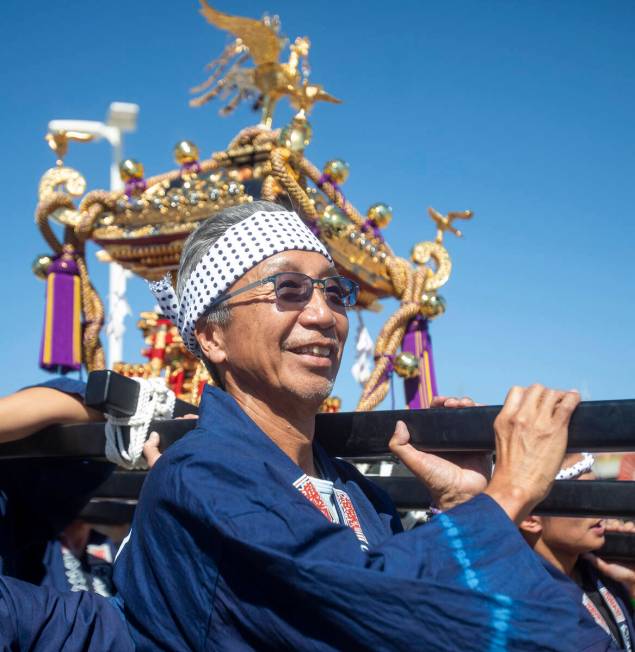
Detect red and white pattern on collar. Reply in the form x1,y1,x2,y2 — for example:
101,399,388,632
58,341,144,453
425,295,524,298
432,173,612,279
599,586,626,623
334,488,369,546
582,593,612,636
583,588,632,652
598,586,632,652
293,474,369,548
293,474,331,521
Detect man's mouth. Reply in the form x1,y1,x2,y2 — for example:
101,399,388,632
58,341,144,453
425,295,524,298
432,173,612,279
290,345,332,358
590,521,605,534
285,341,338,368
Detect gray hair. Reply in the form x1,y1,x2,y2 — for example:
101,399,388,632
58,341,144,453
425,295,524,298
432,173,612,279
176,200,286,380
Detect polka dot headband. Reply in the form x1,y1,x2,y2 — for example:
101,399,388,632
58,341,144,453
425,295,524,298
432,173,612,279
555,452,595,480
149,210,332,356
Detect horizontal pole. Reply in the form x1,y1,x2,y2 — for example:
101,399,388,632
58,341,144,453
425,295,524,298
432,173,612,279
2,397,635,462
369,477,635,519
599,532,635,563
318,400,635,455
92,471,635,519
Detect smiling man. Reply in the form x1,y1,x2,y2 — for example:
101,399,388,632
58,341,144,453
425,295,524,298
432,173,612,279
114,201,587,651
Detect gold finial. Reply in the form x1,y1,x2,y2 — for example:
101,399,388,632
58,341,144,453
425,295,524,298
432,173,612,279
278,110,312,152
367,203,393,229
174,140,200,166
323,159,349,185
119,159,144,181
427,207,473,244
45,130,95,166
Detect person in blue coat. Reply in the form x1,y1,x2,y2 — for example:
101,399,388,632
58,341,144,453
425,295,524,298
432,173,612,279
520,453,635,651
0,379,135,650
0,378,113,584
114,201,588,651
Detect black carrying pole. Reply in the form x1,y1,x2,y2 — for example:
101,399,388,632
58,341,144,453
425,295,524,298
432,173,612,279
316,400,635,455
0,371,633,521
1,400,634,460
92,471,635,519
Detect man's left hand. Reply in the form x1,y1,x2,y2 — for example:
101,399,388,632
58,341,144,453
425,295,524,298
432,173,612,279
389,396,492,511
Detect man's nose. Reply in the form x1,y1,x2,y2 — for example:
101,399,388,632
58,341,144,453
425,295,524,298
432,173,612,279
299,286,338,329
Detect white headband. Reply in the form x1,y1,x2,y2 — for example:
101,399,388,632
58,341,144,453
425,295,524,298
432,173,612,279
555,452,595,480
149,210,332,355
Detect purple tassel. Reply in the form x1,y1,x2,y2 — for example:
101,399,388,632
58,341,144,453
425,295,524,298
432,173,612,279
402,316,438,409
39,251,82,373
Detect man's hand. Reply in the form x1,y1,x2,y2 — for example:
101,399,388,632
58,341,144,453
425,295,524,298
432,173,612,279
484,384,580,524
584,553,635,600
143,414,197,469
143,432,162,468
389,395,491,511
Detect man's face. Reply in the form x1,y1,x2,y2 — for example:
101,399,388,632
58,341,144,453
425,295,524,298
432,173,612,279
205,250,349,410
540,471,606,555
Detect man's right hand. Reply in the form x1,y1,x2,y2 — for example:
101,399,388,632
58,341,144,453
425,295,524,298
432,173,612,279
484,384,580,524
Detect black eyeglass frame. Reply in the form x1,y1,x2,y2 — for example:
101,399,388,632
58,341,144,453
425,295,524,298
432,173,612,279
206,272,360,311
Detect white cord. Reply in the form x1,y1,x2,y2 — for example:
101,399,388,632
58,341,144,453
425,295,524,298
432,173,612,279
105,377,176,470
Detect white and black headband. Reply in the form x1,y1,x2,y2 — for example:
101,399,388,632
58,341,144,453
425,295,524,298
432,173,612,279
555,452,595,480
150,210,332,356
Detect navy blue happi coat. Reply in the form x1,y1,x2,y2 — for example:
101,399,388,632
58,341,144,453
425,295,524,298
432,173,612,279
115,385,582,651
541,557,633,651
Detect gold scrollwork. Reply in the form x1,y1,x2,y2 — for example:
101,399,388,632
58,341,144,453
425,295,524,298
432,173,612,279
37,166,87,227
410,240,452,291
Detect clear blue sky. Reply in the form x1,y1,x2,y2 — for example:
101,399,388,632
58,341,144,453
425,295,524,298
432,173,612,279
2,0,634,409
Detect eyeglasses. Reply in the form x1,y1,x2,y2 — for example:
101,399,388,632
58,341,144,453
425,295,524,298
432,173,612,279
209,272,360,310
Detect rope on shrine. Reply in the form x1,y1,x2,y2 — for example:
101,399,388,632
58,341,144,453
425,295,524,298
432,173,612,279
75,255,106,371
270,147,319,219
356,265,428,411
35,195,107,371
105,377,176,470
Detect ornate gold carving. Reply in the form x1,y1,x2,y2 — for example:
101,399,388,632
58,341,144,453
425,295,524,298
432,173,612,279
37,167,87,227
45,130,95,165
427,207,473,244
192,1,340,127
410,241,451,291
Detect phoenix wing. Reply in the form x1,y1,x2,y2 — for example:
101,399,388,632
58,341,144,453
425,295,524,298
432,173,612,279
198,0,282,66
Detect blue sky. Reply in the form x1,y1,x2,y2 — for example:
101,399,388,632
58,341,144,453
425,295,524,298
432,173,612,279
2,1,634,409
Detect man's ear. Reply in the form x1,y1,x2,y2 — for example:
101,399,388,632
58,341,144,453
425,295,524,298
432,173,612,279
519,514,543,535
195,320,227,365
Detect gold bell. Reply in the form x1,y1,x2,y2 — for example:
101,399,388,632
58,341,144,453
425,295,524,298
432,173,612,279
367,203,393,229
420,292,446,319
393,351,420,379
119,159,144,181
32,254,53,280
323,159,349,185
174,140,200,165
319,205,351,235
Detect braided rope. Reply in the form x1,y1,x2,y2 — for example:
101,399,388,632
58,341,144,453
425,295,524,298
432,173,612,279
75,255,105,371
105,377,176,469
356,267,427,411
34,194,73,254
299,157,366,228
260,174,279,202
270,147,318,219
